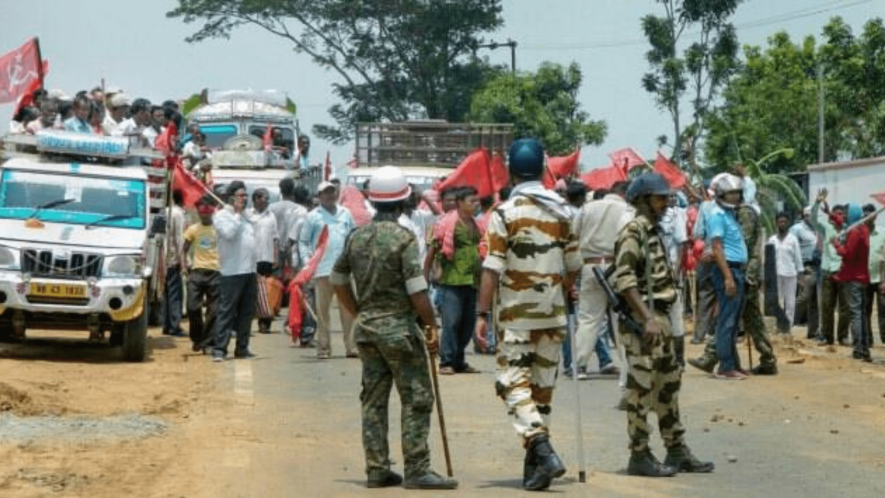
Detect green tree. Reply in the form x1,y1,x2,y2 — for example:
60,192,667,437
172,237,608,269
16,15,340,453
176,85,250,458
744,148,807,233
467,62,607,156
705,17,885,173
704,32,821,173
167,0,504,143
641,0,741,164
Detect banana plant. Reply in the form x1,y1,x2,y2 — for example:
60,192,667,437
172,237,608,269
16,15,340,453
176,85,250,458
742,147,807,233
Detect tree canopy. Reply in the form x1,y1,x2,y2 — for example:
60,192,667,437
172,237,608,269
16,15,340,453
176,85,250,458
641,0,742,166
167,0,504,143
704,17,885,174
468,62,607,156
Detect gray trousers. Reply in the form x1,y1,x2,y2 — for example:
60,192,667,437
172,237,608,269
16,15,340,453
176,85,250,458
211,273,258,356
693,262,717,343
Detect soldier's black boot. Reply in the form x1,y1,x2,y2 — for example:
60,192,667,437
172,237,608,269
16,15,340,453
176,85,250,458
664,444,715,473
627,450,678,477
750,362,778,375
366,469,403,488
674,336,686,367
687,354,716,374
523,434,566,491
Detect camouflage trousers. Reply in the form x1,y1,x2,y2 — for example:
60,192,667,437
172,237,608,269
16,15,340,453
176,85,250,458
356,317,434,478
620,310,686,453
495,327,564,446
701,283,776,367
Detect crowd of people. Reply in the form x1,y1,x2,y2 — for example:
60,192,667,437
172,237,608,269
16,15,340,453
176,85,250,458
8,90,885,490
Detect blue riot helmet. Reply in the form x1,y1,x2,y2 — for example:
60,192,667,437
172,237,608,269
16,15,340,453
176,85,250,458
508,138,545,179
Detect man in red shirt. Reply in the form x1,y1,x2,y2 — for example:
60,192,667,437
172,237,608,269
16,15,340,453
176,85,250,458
832,203,871,361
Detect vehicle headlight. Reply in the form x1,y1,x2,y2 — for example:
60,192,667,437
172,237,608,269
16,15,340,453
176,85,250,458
104,255,143,278
0,246,20,270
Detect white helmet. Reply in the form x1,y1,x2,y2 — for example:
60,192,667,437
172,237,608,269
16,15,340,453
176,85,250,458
712,173,743,208
367,166,411,203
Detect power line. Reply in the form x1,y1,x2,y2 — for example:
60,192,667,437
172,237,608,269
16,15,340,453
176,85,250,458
519,0,876,52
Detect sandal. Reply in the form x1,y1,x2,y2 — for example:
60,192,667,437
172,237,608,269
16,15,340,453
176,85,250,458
438,366,455,375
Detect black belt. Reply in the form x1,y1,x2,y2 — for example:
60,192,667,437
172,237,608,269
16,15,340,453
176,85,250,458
727,261,746,270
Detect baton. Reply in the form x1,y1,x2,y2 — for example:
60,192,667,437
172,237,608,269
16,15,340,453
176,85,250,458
566,313,587,483
428,349,454,477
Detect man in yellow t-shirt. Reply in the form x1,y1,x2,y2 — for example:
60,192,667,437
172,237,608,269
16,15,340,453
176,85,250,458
183,195,222,352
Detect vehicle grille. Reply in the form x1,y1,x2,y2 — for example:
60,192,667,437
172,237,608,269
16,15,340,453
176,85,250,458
21,249,103,279
25,296,91,306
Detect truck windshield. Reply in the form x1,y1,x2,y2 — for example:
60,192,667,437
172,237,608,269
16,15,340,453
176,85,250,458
0,169,146,229
199,124,238,149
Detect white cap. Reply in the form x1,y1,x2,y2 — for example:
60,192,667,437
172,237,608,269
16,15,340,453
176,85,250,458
109,93,132,108
318,181,336,192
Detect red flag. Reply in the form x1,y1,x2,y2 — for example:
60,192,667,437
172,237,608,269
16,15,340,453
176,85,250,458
339,185,373,227
653,151,686,189
608,147,646,174
0,38,43,104
437,148,498,198
346,154,358,169
154,121,178,158
262,123,273,150
548,149,581,179
872,190,885,206
323,150,332,181
172,160,210,207
580,165,626,190
489,152,509,194
293,226,329,286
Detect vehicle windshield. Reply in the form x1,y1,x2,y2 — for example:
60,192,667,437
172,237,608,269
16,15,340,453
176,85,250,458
0,169,146,229
199,124,238,149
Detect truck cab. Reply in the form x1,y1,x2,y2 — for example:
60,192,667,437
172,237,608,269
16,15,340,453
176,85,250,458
0,131,166,361
187,89,321,193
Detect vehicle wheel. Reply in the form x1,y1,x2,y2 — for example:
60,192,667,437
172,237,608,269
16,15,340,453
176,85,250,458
109,326,124,347
122,297,149,362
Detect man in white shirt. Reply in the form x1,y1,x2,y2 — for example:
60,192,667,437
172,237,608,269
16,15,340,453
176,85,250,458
141,105,166,147
249,188,279,334
162,191,186,337
113,98,152,147
768,212,804,334
210,181,259,361
659,197,689,364
572,181,633,390
103,92,130,136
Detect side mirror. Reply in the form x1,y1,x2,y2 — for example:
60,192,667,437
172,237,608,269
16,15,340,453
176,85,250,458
150,215,167,236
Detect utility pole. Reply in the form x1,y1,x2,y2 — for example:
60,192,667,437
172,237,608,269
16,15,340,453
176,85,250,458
817,63,825,164
476,39,517,73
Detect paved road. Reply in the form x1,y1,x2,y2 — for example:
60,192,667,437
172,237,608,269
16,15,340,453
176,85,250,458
204,319,885,498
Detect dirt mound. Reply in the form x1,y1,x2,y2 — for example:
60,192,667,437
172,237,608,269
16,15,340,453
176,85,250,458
0,382,66,416
0,382,36,416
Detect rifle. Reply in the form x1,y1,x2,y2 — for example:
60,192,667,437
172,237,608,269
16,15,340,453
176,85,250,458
592,265,645,339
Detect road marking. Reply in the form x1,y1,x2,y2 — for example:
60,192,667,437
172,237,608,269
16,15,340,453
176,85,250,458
223,359,254,469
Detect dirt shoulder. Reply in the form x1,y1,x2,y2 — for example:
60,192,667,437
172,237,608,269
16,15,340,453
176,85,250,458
0,329,226,498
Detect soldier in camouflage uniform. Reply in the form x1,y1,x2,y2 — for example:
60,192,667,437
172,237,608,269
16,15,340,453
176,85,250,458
688,204,778,375
612,173,715,477
474,139,582,492
331,166,457,490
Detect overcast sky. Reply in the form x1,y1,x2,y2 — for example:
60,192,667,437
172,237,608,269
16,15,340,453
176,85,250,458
2,0,881,172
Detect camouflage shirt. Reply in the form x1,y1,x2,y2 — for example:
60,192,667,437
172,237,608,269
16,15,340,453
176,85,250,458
330,220,427,327
737,205,762,285
612,214,678,306
483,187,582,331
